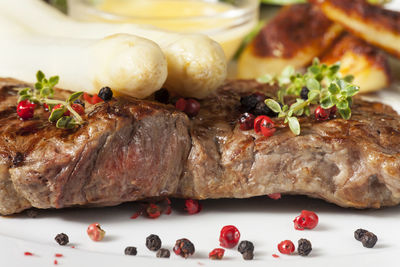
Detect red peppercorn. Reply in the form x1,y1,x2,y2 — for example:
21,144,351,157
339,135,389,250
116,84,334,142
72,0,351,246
71,103,85,115
175,98,200,117
53,104,70,116
54,259,58,265
314,106,330,121
91,94,104,104
173,238,195,258
83,92,103,105
268,193,281,200
209,248,225,260
293,210,319,230
277,240,295,255
219,225,240,248
239,113,256,131
87,223,105,241
254,115,275,137
175,98,187,112
17,100,36,120
185,99,200,117
146,203,161,219
185,199,202,214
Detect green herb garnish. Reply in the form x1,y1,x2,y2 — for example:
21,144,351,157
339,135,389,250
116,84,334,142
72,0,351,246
259,58,359,135
18,70,84,129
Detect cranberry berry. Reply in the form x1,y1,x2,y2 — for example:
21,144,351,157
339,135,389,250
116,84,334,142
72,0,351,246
209,248,225,260
17,100,36,120
293,210,319,230
219,225,240,248
239,113,255,131
173,238,195,258
277,240,295,255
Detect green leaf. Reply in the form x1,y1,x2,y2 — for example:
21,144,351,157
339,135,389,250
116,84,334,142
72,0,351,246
49,76,59,87
344,85,359,97
56,116,77,129
336,99,349,110
288,116,300,135
36,70,45,82
343,75,354,83
35,82,43,90
328,63,340,75
320,96,335,109
49,107,65,122
18,88,31,96
278,66,295,85
67,91,83,104
282,104,289,112
338,107,351,120
306,77,320,91
40,87,51,98
308,65,320,75
308,90,319,101
328,82,340,94
257,74,273,84
312,57,320,66
265,99,282,113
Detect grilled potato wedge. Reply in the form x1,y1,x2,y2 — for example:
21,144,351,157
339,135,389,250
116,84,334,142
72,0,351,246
237,4,343,78
310,0,400,58
321,34,391,93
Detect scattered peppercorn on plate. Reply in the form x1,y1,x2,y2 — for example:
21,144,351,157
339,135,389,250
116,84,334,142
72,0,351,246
1,195,400,266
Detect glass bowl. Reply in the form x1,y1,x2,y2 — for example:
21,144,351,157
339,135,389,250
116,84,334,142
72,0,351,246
68,0,260,60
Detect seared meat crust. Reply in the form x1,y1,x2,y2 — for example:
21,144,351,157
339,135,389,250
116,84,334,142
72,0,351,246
1,78,400,214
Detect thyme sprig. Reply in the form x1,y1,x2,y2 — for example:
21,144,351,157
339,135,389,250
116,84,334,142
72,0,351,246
18,71,84,129
258,58,360,135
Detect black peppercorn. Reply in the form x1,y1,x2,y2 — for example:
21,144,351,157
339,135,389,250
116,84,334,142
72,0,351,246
124,246,137,256
146,234,162,251
55,233,69,246
242,250,254,260
154,88,170,104
238,240,254,254
156,248,170,258
298,238,312,256
300,86,309,100
73,99,85,108
98,87,113,102
361,232,378,248
354,228,368,241
173,238,195,258
240,93,265,112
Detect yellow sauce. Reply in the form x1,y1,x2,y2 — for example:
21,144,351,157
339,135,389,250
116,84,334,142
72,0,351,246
71,0,257,60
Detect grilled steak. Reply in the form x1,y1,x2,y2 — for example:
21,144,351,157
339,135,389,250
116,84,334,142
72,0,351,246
0,78,190,215
1,78,400,214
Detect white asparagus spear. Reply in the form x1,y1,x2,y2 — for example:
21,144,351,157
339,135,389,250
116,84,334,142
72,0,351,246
0,0,227,99
0,16,168,98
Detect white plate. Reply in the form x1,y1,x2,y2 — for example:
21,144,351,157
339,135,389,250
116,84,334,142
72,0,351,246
1,85,400,267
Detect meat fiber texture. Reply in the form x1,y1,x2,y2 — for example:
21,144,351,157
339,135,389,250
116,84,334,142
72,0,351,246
1,78,400,215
